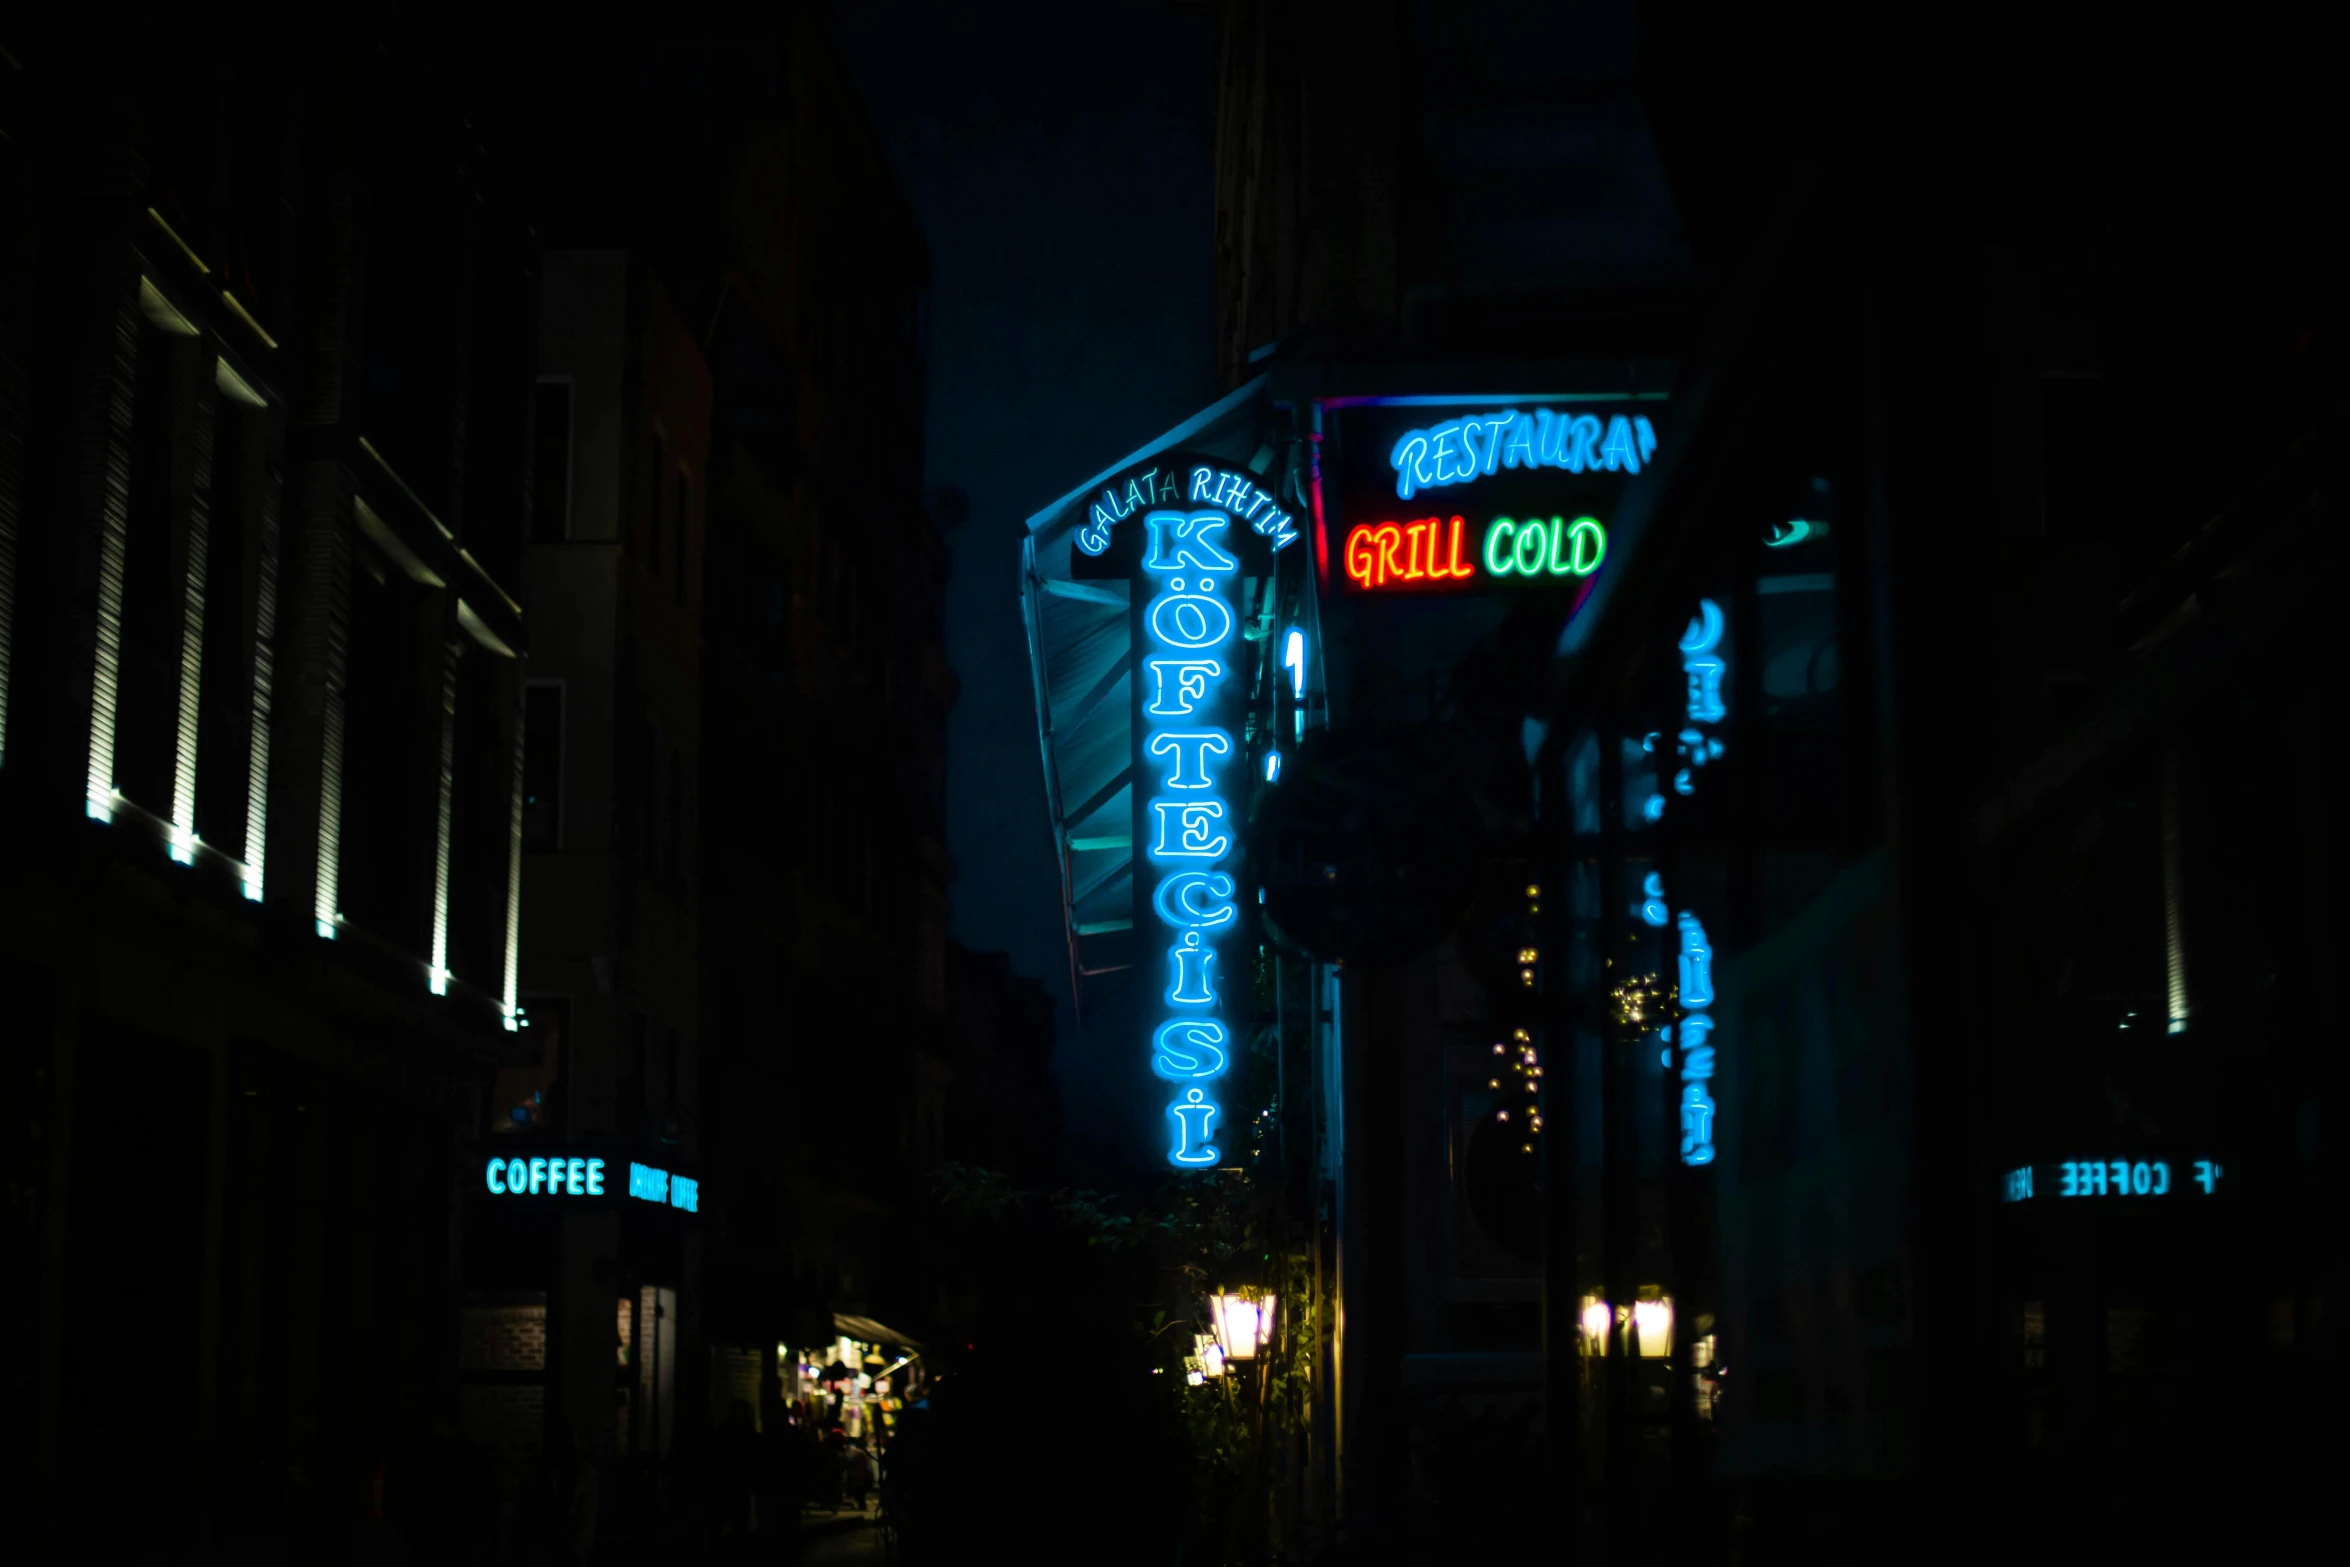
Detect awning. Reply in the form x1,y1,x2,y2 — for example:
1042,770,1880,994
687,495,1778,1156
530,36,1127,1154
1021,376,1281,1017
832,1313,922,1352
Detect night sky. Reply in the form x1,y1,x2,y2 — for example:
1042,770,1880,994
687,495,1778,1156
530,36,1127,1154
834,1,1221,1119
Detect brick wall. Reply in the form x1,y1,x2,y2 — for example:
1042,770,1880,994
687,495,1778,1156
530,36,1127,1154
459,1302,548,1372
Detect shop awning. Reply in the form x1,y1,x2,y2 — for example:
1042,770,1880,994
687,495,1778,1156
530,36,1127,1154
833,1313,922,1352
1021,376,1278,1017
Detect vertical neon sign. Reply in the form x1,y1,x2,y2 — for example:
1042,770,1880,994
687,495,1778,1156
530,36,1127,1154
1140,507,1242,1168
1670,598,1727,1168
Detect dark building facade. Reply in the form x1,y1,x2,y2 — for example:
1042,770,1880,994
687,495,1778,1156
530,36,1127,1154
2,0,540,1557
540,0,947,1442
1027,3,2337,1562
1524,10,2339,1561
461,248,713,1493
942,942,1063,1182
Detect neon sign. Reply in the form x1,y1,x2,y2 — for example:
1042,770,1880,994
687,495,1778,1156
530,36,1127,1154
1659,597,1730,1170
1388,409,1657,500
1076,463,1299,558
1673,910,1717,1166
1674,598,1726,797
1137,507,1245,1170
628,1160,700,1212
2002,1159,2224,1201
481,1151,699,1213
487,1154,606,1196
1341,513,1606,592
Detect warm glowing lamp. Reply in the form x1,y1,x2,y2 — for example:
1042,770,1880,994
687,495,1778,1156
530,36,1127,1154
1581,1298,1611,1343
1632,1298,1673,1359
1210,1292,1276,1360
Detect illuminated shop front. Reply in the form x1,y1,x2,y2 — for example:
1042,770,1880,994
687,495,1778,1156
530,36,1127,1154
461,1141,704,1485
1023,372,1669,1537
777,1315,925,1449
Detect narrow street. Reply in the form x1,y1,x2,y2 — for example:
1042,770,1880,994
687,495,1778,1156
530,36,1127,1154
800,1513,888,1566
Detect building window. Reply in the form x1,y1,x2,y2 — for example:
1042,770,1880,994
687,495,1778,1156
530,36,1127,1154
114,315,202,818
522,681,563,850
335,535,430,952
533,380,573,544
194,379,273,872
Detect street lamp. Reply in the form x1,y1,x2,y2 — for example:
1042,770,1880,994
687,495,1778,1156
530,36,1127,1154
1210,1292,1277,1360
1632,1298,1673,1358
1579,1293,1673,1358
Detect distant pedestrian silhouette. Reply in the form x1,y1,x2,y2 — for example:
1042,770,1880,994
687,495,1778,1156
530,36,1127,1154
843,1436,877,1514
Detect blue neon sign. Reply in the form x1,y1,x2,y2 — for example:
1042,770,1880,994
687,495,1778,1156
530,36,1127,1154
1674,910,1717,1166
1075,464,1300,558
1674,599,1726,798
1137,507,1248,1169
481,1151,699,1211
628,1160,669,1202
486,1154,606,1196
1647,598,1731,1169
1387,409,1658,500
2000,1159,2224,1201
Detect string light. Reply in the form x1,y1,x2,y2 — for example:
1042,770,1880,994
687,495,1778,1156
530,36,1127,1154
1499,891,1545,1154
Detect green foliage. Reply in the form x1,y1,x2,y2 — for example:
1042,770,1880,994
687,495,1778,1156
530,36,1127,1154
927,1160,1323,1565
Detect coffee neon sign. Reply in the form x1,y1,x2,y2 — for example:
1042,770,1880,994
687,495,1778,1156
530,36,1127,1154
1342,514,1606,591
